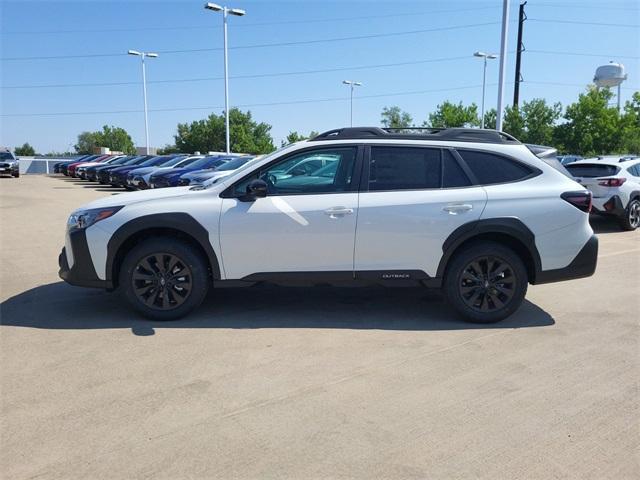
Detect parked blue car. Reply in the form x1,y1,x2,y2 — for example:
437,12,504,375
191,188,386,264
148,155,236,188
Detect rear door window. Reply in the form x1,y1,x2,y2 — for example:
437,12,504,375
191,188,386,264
565,164,620,178
457,150,534,185
442,150,471,188
369,147,440,191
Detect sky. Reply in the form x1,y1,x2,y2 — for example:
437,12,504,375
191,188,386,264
1,0,638,153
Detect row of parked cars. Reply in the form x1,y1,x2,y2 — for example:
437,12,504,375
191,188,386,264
53,152,260,189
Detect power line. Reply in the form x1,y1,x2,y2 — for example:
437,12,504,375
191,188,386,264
527,49,639,60
531,2,639,11
528,18,639,28
0,6,500,35
4,48,637,90
1,55,474,89
1,84,491,117
0,21,501,61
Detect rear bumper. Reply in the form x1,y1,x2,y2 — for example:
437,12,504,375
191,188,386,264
533,235,598,284
592,195,625,217
58,230,111,289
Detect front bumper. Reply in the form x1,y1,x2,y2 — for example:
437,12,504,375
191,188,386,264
534,235,598,284
58,229,111,289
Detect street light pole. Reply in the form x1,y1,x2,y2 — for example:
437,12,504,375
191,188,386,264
342,80,362,127
474,51,497,129
128,50,158,154
205,3,246,155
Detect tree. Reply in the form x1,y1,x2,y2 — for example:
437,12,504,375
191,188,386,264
554,86,621,155
483,108,497,130
425,101,479,128
14,143,35,156
381,106,413,129
157,144,181,155
74,126,135,154
520,99,561,145
75,131,102,154
280,130,320,147
97,125,136,154
174,109,275,154
619,91,640,153
502,105,525,140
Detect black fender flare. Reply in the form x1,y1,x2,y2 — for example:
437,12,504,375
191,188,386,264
106,212,221,284
436,218,542,281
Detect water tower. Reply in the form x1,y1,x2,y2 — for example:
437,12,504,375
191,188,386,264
593,62,628,111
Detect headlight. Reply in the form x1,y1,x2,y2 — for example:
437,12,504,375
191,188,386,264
68,206,122,231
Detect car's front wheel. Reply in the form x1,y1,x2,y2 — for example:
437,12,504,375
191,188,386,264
620,198,640,231
119,238,209,320
444,241,528,323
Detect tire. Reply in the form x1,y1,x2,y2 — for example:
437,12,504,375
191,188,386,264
619,198,640,231
443,241,528,323
11,171,19,178
119,238,209,320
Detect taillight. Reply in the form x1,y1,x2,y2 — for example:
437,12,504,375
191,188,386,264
561,191,592,213
598,178,626,187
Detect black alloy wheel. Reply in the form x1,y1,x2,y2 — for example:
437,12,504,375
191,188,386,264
132,253,193,310
459,256,516,312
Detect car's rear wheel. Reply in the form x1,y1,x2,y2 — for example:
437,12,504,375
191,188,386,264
119,238,209,320
444,241,528,323
620,199,640,231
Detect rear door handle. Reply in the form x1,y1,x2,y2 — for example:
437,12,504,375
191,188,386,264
443,204,473,214
324,206,354,218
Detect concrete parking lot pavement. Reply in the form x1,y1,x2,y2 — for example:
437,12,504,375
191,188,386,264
1,175,639,479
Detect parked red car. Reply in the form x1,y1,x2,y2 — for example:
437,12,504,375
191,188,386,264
67,155,111,177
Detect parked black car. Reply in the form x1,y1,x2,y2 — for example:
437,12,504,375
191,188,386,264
0,150,20,177
108,156,173,187
96,156,152,184
85,155,134,181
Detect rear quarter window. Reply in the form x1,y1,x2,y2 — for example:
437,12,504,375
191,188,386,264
457,150,535,185
565,164,620,178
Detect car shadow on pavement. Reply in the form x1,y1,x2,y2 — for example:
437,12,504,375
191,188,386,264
1,281,554,336
589,215,626,234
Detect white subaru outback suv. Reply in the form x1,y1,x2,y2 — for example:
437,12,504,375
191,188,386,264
566,157,640,231
59,127,598,323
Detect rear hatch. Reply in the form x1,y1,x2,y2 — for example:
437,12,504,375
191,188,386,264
565,163,620,198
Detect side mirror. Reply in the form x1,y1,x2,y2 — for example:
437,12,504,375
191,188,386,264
240,178,268,201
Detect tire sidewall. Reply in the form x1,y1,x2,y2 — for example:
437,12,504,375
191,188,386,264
444,242,528,323
621,199,640,231
119,239,209,320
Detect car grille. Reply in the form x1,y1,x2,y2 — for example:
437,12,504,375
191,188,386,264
0,163,10,168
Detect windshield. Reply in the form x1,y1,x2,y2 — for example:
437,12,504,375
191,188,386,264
139,156,167,167
174,156,202,168
184,156,222,170
215,156,253,171
0,152,15,160
158,155,187,167
110,156,132,165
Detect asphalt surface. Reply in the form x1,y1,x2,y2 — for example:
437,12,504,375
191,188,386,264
1,175,639,479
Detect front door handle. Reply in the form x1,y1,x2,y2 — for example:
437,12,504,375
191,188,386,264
443,204,473,215
324,206,354,218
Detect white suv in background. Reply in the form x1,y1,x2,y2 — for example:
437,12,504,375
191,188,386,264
566,157,640,230
59,127,598,323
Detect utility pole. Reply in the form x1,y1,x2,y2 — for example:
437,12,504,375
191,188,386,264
513,2,527,108
496,0,510,132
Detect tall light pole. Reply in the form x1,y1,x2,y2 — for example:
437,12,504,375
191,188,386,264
496,0,510,131
128,50,158,154
342,80,362,127
204,3,246,155
474,51,497,129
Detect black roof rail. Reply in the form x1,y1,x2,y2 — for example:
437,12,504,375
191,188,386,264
310,127,520,144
